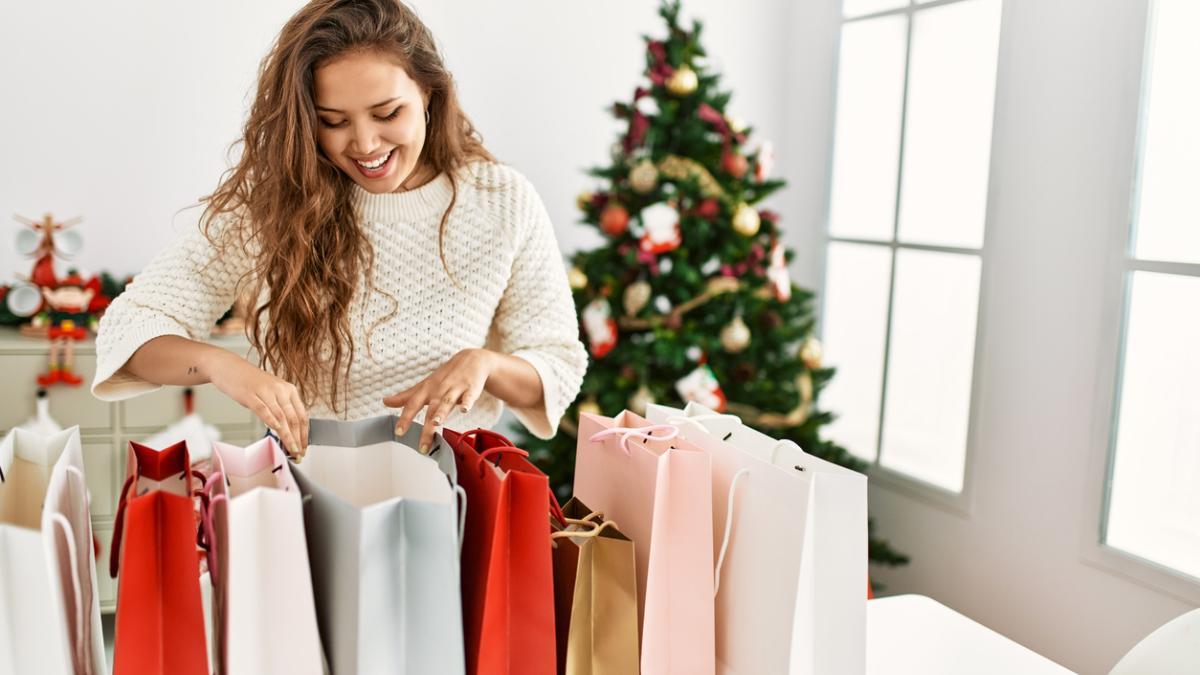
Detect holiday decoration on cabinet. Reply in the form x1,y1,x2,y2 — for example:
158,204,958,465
513,0,907,566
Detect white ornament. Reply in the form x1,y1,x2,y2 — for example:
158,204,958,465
582,298,618,358
675,364,727,412
701,257,722,276
639,202,682,254
756,141,775,181
767,241,792,302
686,346,704,362
659,257,674,274
654,295,672,314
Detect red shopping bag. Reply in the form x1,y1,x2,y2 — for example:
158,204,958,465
109,440,208,675
444,428,564,675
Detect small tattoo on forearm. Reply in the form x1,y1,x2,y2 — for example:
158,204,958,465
187,366,198,376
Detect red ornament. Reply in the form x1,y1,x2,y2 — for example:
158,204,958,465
695,198,721,220
722,149,749,179
600,203,630,237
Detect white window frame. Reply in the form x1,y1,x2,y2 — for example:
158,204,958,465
818,0,1002,513
1078,0,1200,605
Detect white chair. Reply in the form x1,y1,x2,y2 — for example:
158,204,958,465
1109,608,1200,675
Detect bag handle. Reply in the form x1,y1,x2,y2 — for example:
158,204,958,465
477,445,567,526
48,464,89,672
714,468,750,597
588,423,680,456
551,518,620,541
108,474,137,579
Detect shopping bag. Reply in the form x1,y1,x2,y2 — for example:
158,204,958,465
293,418,465,675
443,428,561,675
201,436,324,674
0,426,106,675
552,498,639,675
110,440,209,675
646,402,867,675
573,410,715,675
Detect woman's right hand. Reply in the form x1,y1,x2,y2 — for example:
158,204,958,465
207,350,309,459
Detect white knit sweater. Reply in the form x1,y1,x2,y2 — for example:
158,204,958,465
92,161,587,439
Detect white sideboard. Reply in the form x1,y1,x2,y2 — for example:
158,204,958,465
0,327,263,612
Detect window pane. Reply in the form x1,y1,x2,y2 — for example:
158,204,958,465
821,242,894,461
896,0,1002,249
1132,0,1200,264
828,15,908,242
880,249,981,492
1107,272,1200,579
843,0,908,19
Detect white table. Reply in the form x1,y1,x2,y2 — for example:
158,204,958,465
867,594,1076,674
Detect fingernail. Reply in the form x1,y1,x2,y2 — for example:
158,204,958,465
461,405,470,413
395,423,404,436
419,444,430,455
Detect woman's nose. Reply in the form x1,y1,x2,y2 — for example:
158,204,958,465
350,124,380,155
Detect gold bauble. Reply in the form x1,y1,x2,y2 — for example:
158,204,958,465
577,399,602,417
666,65,699,96
629,385,656,416
799,336,823,370
731,203,761,237
720,315,751,353
629,159,659,194
567,266,588,290
576,191,594,211
623,280,652,316
726,113,747,134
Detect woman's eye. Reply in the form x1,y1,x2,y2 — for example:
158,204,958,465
319,118,347,129
377,106,403,122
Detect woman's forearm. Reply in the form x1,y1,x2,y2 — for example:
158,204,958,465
483,350,546,410
123,334,236,387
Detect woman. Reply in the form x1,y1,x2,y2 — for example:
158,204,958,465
92,0,587,459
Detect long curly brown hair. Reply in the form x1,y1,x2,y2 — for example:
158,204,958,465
200,0,494,412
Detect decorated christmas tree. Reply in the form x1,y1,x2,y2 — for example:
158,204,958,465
514,0,907,567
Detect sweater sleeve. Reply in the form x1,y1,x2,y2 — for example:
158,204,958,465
91,218,254,401
491,177,588,440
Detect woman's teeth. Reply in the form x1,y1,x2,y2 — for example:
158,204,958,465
356,150,392,169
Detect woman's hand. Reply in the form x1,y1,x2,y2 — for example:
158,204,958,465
206,350,309,459
383,348,495,454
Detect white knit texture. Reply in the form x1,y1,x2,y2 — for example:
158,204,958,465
92,161,588,439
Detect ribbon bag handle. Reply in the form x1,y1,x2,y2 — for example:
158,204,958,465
588,423,680,456
714,468,750,597
477,445,567,526
108,474,137,579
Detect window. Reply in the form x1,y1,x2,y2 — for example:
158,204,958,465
1103,0,1200,581
820,0,1002,493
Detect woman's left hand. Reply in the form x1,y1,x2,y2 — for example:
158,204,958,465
383,348,496,454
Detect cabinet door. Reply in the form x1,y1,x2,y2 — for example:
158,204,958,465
82,438,121,519
0,354,113,433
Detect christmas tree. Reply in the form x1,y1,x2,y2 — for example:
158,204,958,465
514,0,907,567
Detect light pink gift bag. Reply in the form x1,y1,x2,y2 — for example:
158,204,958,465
573,410,714,675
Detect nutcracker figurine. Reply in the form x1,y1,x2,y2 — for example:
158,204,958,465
34,271,95,386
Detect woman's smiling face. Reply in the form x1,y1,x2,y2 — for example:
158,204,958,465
314,51,428,193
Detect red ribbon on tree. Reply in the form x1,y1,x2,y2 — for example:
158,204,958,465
698,103,747,147
623,87,652,154
646,40,675,86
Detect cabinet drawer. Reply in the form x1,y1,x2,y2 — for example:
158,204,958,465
120,383,253,430
0,354,113,433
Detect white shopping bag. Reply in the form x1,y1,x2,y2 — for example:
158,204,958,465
0,426,106,675
646,402,867,675
203,436,325,674
293,418,465,675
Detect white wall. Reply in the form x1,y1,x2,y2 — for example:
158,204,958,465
0,0,798,282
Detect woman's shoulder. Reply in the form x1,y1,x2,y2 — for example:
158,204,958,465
460,161,543,205
457,161,547,237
